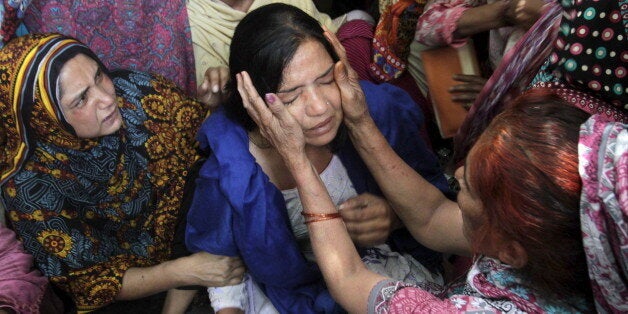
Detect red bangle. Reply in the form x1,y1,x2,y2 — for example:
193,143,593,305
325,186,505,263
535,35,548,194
302,212,342,224
301,212,341,218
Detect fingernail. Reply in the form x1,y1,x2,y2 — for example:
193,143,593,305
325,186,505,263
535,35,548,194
265,93,275,104
212,85,220,93
338,203,345,210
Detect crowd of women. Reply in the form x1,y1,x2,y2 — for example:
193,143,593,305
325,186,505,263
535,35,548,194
0,0,625,313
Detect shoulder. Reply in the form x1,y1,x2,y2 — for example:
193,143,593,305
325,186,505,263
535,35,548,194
111,69,208,126
360,81,424,132
197,109,251,160
361,81,420,113
111,69,190,97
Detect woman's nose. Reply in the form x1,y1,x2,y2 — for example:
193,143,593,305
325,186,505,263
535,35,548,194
304,89,328,116
95,86,115,109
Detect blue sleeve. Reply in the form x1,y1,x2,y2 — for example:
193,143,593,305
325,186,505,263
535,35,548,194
185,114,338,313
185,154,237,256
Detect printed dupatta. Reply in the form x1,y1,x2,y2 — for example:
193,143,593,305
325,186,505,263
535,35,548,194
0,34,207,310
579,114,628,313
371,256,589,313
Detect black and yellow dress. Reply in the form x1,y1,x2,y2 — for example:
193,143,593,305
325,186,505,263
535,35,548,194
0,33,208,311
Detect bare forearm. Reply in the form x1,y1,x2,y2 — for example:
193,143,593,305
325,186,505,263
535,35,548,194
287,155,385,313
117,261,181,300
346,118,470,255
346,118,446,224
453,1,510,39
118,251,244,301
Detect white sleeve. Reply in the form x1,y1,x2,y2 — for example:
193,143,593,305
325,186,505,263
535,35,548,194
207,281,247,312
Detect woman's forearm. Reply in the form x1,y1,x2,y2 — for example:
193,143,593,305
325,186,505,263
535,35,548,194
285,154,385,314
345,118,470,255
118,252,244,300
453,1,510,39
117,261,181,300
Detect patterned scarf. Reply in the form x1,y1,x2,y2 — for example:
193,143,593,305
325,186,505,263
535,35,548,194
579,114,628,313
548,0,627,107
452,0,628,167
0,34,207,310
371,256,589,313
451,1,563,167
22,0,196,95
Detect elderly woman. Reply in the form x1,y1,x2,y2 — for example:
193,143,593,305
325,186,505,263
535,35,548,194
238,27,625,312
0,33,244,312
185,4,450,313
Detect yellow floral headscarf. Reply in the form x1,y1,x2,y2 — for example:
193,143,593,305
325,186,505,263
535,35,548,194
0,33,101,185
1,33,208,310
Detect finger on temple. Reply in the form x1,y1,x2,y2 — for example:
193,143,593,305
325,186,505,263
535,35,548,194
241,72,277,124
322,27,348,62
235,73,249,109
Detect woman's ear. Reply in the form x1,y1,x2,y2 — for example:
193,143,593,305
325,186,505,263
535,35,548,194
497,240,528,269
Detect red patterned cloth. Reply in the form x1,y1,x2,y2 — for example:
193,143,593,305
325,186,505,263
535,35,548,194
532,81,627,122
336,19,375,82
21,0,196,95
370,0,426,82
369,256,590,313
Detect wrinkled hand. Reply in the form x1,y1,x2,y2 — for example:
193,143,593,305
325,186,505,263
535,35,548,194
506,0,545,30
448,74,487,110
197,66,229,110
177,252,245,287
236,71,306,160
323,27,370,127
339,193,401,247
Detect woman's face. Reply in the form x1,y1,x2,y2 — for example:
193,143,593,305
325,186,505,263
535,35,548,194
454,165,486,244
58,54,121,139
276,40,343,147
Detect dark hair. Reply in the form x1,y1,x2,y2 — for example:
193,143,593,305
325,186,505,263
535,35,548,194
468,90,592,300
224,3,339,131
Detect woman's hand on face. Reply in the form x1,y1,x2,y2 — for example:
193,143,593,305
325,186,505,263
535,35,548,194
236,71,306,162
323,28,370,127
448,74,487,110
197,66,230,110
339,193,401,247
175,252,245,287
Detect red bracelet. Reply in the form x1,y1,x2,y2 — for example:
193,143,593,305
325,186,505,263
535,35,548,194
301,212,341,218
302,212,342,224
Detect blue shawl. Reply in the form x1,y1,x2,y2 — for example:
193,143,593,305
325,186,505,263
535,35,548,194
186,81,450,313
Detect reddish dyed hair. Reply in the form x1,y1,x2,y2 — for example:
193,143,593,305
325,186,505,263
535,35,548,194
467,89,592,299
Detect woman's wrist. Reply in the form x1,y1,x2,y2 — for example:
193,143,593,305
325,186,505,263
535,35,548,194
346,115,377,143
282,151,311,174
455,1,511,38
160,257,188,287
